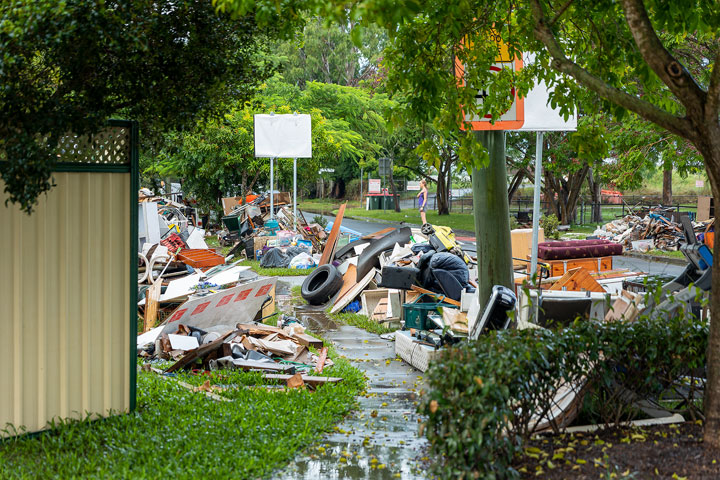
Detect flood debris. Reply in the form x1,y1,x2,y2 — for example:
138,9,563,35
136,189,344,388
297,222,479,369
594,206,713,252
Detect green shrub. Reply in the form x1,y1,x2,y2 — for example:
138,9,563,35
312,214,328,229
540,213,560,239
420,311,708,479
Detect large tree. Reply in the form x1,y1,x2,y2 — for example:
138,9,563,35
0,0,301,213
269,0,720,446
274,17,386,88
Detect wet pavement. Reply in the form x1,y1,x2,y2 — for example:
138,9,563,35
273,279,429,480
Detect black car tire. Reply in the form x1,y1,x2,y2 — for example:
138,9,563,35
301,264,344,305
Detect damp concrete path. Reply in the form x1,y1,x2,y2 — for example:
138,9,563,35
273,279,429,480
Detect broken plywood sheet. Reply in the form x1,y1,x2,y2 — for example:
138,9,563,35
330,268,377,314
143,280,162,332
160,277,277,335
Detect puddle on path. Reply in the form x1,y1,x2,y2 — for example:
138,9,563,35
273,279,429,479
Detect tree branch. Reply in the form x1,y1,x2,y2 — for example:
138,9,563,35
621,0,706,116
707,50,720,123
530,0,695,142
548,0,574,27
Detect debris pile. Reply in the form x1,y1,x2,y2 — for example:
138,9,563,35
220,193,327,263
296,221,482,369
594,209,713,252
138,316,340,388
136,190,354,388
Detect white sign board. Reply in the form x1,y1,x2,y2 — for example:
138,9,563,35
254,114,312,158
518,53,577,132
368,179,381,193
696,179,705,188
407,181,421,191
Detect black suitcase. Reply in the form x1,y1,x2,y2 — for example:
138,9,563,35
379,266,419,290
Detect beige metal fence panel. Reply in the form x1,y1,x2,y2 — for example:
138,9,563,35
0,171,131,436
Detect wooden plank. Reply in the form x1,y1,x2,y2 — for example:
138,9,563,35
330,268,377,313
264,373,343,387
294,333,323,349
372,298,389,320
164,329,237,373
231,359,296,373
333,264,357,304
320,202,347,265
549,267,604,293
143,281,162,333
361,227,395,239
409,285,461,307
315,347,328,374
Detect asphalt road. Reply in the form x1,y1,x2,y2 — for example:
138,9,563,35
306,210,687,279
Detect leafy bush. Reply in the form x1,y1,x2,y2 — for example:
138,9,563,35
420,312,708,479
540,213,560,239
509,214,519,231
312,214,328,229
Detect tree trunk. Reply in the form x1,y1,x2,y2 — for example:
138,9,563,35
662,167,673,205
435,152,454,215
388,165,401,212
473,130,513,307
587,168,603,223
704,143,720,449
507,170,525,203
544,166,589,225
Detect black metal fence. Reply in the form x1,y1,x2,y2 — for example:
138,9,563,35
406,193,700,224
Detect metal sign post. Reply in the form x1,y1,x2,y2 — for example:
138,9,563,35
293,157,297,231
530,132,543,279
270,157,275,220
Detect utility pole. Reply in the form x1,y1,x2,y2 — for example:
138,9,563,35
472,130,513,307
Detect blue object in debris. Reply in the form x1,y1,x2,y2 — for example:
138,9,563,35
342,300,361,313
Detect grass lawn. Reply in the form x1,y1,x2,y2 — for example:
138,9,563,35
0,352,364,478
328,312,395,335
342,207,477,233
298,198,349,213
205,237,314,276
642,249,685,259
244,259,315,277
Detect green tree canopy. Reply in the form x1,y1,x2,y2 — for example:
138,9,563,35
0,0,301,212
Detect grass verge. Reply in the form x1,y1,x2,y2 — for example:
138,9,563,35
341,207,476,233
0,356,364,479
639,249,685,259
328,312,395,335
244,259,315,277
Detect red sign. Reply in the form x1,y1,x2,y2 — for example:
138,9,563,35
191,302,211,316
234,289,252,302
217,294,234,307
168,308,188,323
255,284,273,297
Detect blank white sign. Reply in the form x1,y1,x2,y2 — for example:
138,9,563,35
254,114,312,158
518,53,577,132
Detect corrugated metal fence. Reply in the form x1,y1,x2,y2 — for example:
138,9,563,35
0,121,137,437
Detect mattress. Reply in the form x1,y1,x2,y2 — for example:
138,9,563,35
537,239,623,260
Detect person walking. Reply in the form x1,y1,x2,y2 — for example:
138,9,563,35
417,179,428,225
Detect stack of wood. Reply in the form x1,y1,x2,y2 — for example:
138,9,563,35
598,213,690,251
152,322,336,380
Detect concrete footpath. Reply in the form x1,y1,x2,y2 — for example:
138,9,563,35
273,280,428,480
